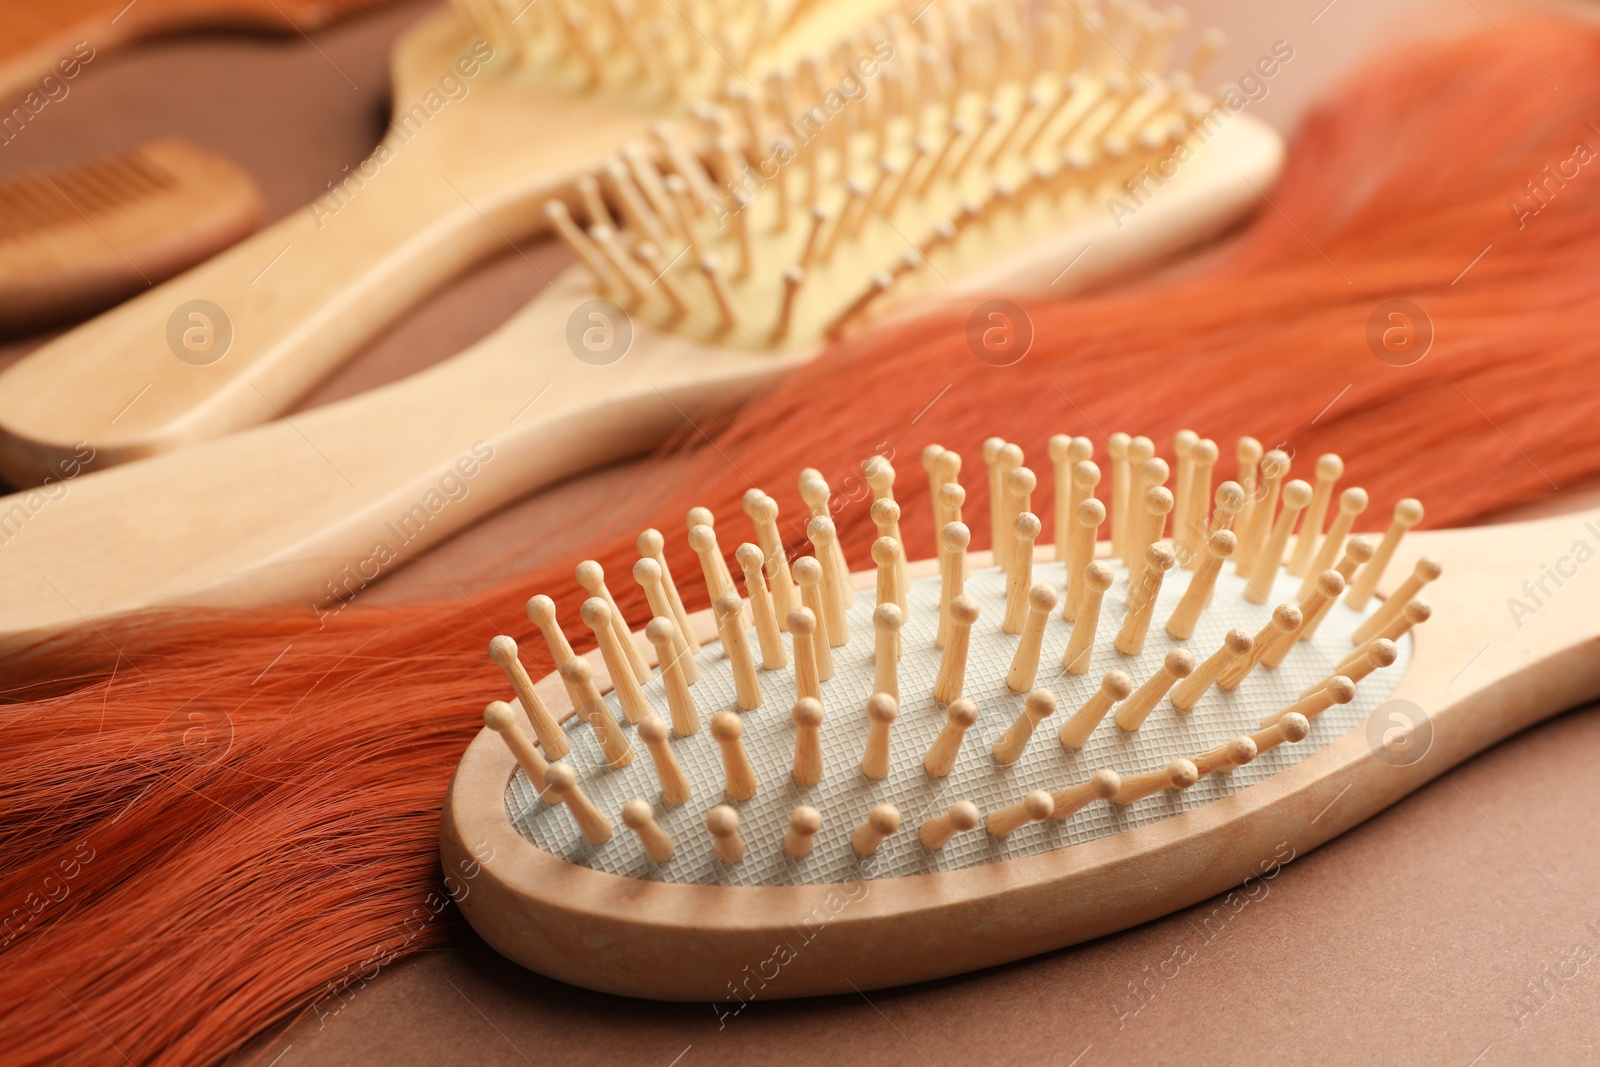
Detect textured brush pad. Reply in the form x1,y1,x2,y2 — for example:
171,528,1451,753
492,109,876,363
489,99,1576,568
507,559,1409,886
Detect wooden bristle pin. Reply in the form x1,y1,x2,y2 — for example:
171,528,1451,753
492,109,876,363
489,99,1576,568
1062,561,1114,674
870,499,909,612
1340,599,1431,672
1131,484,1174,575
806,516,854,645
1347,499,1424,610
1107,432,1132,554
1192,736,1257,778
922,444,948,529
637,715,692,805
1261,570,1344,669
1304,639,1397,698
1059,671,1132,749
923,699,978,777
793,557,835,681
934,595,979,703
1170,627,1252,713
1249,712,1311,756
621,799,674,862
1164,530,1236,640
874,603,903,700
638,529,699,654
544,764,612,845
984,438,1007,557
936,522,971,648
784,807,822,858
634,557,700,684
1352,556,1442,645
1172,429,1198,559
1051,769,1121,820
711,711,759,801
872,537,905,625
1064,497,1106,621
1231,437,1265,561
1241,448,1291,573
1219,604,1301,692
788,607,822,704
526,593,577,671
1050,436,1094,561
1244,478,1312,604
860,693,898,780
990,444,1022,571
483,701,553,801
1112,759,1199,805
1116,543,1176,656
708,805,745,863
580,597,653,724
487,636,570,759
1179,438,1219,566
851,805,902,856
561,658,634,768
688,516,735,604
993,687,1057,764
1002,512,1043,634
714,594,762,711
1114,649,1195,731
645,618,700,737
1262,676,1356,729
734,542,788,670
791,697,824,787
986,790,1055,838
1005,466,1038,566
1006,584,1058,692
1302,536,1376,640
1301,487,1369,598
1210,480,1247,535
743,493,798,630
919,801,981,849
1289,454,1344,576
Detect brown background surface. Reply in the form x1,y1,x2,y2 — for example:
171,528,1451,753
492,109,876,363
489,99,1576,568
4,2,1599,1064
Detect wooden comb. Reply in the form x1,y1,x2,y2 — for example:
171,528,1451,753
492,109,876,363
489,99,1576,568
441,434,1600,999
0,0,906,483
0,0,396,101
0,138,264,336
0,8,1282,652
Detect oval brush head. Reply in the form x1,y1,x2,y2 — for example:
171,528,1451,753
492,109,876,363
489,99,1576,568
546,0,1245,349
444,432,1432,999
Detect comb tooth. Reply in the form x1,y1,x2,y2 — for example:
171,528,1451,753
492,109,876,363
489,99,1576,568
935,520,969,648
1289,453,1345,576
696,256,740,332
952,103,1004,179
1178,438,1219,567
558,6,603,88
742,493,798,630
632,243,690,319
784,806,823,857
589,224,650,303
937,481,966,540
604,161,672,251
1244,478,1312,604
919,801,980,849
527,594,578,665
1236,445,1286,573
823,271,893,340
1231,436,1265,547
638,528,701,656
1002,513,1043,634
1020,75,1080,156
714,595,763,711
646,620,704,739
797,204,830,269
1169,627,1253,713
483,701,554,800
735,544,788,670
1061,561,1112,678
1057,670,1131,749
873,69,900,160
1006,585,1056,691
871,518,909,619
1004,463,1037,565
1303,639,1397,700
933,594,979,703
1164,529,1236,640
990,443,1022,571
986,790,1054,838
860,693,898,780
983,438,1007,555
1114,648,1193,731
993,686,1056,763
1116,542,1175,656
1341,599,1430,673
872,602,903,697
788,607,822,702
654,122,720,208
1063,497,1106,625
801,486,856,627
563,659,633,767
622,145,678,237
488,635,572,758
575,175,613,229
621,799,675,862
827,158,895,259
1185,27,1227,84
708,805,745,862
1300,488,1369,598
1192,735,1257,779
545,764,613,844
916,114,967,197
1059,448,1097,575
1301,536,1374,641
1114,435,1152,559
1050,768,1121,818
1171,429,1198,557
922,699,977,777
578,559,650,683
1127,469,1171,573
688,513,735,602
1249,711,1311,757
793,558,835,679
1209,481,1247,537
789,698,825,786
767,265,803,344
662,176,706,261
1219,604,1301,692
580,598,654,724
638,714,694,802
1261,676,1356,731
1346,499,1426,609
1113,758,1198,805
711,712,759,800
851,804,902,855
986,88,1043,167
544,201,618,293
1260,570,1345,668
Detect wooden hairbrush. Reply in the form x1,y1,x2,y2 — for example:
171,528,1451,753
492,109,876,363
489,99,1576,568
442,434,1600,998
0,0,902,483
0,4,1281,651
0,138,264,336
0,0,396,100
